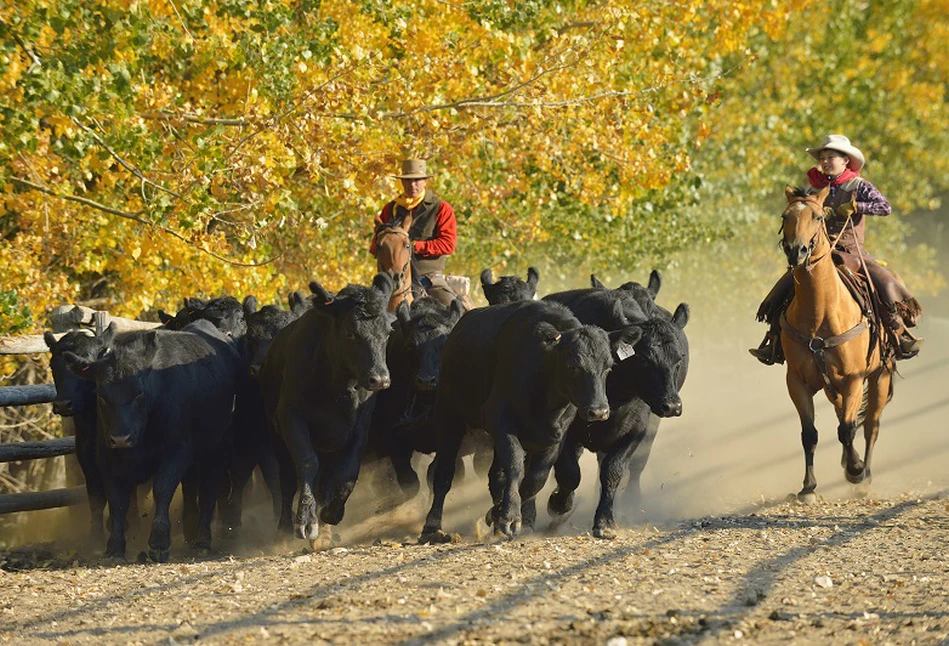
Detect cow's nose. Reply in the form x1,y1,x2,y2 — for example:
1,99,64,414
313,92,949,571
658,399,683,418
582,407,610,422
52,400,74,417
367,373,391,391
109,434,133,449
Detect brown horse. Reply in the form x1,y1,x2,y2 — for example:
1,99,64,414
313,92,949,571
778,185,894,502
373,213,415,312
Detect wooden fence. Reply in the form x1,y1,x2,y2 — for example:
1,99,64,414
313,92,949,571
0,305,159,515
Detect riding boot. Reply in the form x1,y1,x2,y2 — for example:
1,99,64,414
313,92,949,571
895,328,924,360
749,324,784,366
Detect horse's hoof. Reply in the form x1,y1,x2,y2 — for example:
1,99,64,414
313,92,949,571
419,529,455,545
796,491,818,505
593,526,617,540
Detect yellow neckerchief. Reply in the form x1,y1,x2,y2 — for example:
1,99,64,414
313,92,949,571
394,189,425,211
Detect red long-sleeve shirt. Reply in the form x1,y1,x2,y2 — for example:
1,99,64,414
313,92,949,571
369,199,457,257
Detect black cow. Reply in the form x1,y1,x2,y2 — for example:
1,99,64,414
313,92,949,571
366,296,465,504
419,300,641,542
544,275,690,538
480,267,540,305
158,296,247,338
243,291,310,376
259,274,394,544
62,320,243,561
44,330,106,538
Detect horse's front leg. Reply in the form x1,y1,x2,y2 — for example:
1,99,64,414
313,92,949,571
834,377,866,484
787,373,819,501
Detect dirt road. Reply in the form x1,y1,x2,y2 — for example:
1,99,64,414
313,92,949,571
2,271,947,645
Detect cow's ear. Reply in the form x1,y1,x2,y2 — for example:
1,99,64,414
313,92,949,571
184,297,207,313
288,290,307,314
534,322,562,347
157,309,174,325
43,331,58,350
243,295,258,317
590,274,606,289
526,267,540,289
309,280,334,305
62,351,102,380
98,321,117,347
480,268,495,288
140,330,160,364
395,301,411,330
672,303,690,329
609,326,643,362
647,270,662,298
448,297,465,323
371,273,394,300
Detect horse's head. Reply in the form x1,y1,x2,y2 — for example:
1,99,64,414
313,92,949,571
781,185,830,268
374,214,414,311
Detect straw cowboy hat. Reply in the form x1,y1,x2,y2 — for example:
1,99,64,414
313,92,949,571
392,159,433,180
806,134,866,171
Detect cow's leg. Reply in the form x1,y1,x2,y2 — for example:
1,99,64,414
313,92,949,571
548,437,584,520
787,373,819,501
193,462,222,552
390,445,420,501
219,445,257,535
180,467,200,545
76,427,106,540
493,428,527,539
105,480,132,559
484,452,505,527
256,444,282,523
277,409,320,540
618,416,660,522
835,377,866,484
148,452,193,563
317,429,369,529
592,435,640,539
271,433,297,534
518,445,559,532
420,411,465,544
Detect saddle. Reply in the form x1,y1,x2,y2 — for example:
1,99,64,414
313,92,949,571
831,251,893,361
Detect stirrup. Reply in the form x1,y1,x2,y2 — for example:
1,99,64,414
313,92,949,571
897,331,924,359
749,335,777,365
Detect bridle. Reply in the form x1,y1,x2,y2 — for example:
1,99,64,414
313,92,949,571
375,224,413,301
782,196,837,272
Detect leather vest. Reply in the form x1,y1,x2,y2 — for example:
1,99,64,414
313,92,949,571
808,177,865,252
390,191,446,274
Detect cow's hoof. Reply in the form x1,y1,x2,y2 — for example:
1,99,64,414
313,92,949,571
496,518,521,538
146,547,170,563
593,526,617,540
484,507,496,527
796,491,818,505
547,491,574,517
419,529,454,544
294,522,319,541
845,467,866,485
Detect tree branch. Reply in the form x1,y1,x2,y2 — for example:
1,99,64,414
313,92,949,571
71,117,182,199
141,111,250,127
10,177,281,268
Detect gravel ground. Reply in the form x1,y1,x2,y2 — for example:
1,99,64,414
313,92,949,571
1,492,947,645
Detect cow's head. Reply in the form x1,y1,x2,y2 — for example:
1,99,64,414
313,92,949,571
184,295,247,340
612,303,690,418
44,329,98,417
62,323,158,449
394,296,465,391
311,273,394,391
536,318,640,423
480,267,540,305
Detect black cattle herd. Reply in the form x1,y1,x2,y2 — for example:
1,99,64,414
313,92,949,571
42,268,690,562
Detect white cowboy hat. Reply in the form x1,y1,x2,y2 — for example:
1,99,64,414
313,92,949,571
806,134,865,171
392,159,433,180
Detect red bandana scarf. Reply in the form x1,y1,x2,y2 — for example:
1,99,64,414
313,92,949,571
807,166,860,188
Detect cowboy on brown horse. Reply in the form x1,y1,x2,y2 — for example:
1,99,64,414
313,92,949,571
369,159,459,307
750,134,924,365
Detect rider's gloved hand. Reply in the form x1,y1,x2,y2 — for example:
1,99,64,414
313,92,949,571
835,199,857,218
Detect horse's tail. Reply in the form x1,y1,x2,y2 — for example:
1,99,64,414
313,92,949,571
855,381,871,429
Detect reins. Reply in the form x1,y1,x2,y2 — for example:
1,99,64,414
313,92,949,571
375,224,413,301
